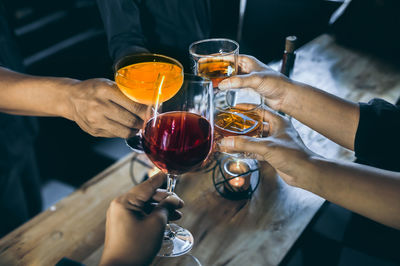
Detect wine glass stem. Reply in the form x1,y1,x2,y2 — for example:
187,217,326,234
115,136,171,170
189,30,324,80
165,174,178,239
167,174,177,193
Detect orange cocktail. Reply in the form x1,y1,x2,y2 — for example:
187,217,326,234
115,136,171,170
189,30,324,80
115,54,183,105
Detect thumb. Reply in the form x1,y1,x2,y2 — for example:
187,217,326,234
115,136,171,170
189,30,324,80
218,136,269,160
219,73,263,91
128,171,166,201
238,54,269,73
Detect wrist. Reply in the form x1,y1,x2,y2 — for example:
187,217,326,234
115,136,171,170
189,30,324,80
295,155,327,193
285,151,321,190
53,77,81,121
280,80,307,116
24,75,81,119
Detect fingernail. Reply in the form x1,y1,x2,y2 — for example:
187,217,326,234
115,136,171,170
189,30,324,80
218,79,231,90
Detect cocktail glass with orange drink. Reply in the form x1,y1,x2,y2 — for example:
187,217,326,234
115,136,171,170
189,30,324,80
114,53,184,104
114,54,184,151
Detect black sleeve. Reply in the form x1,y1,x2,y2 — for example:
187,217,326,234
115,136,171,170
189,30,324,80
96,0,149,62
354,98,400,171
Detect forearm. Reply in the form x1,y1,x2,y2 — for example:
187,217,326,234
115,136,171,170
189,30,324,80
0,67,77,119
299,156,400,229
282,81,359,150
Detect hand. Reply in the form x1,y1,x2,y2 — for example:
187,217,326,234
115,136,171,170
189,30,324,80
218,107,316,187
219,55,294,112
67,78,146,138
100,172,184,266
236,54,269,74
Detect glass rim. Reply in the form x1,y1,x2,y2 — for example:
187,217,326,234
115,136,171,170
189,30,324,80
189,38,239,58
113,53,184,73
215,102,263,112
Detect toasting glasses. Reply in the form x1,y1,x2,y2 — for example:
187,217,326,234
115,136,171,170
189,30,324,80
114,53,184,152
190,39,263,197
189,39,263,154
132,73,213,257
115,54,213,256
143,74,213,256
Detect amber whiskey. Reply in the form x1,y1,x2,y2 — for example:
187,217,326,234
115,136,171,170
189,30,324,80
198,60,236,88
215,107,263,138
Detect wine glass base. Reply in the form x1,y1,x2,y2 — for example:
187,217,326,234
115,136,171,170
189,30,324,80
157,223,194,257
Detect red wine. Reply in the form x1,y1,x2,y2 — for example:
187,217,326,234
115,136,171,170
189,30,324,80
142,111,212,175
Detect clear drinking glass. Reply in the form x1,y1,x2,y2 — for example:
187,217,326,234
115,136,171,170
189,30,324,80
214,88,263,152
189,38,239,89
141,74,214,257
114,53,184,152
189,39,263,156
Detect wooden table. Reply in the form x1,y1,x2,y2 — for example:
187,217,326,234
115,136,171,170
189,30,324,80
1,34,399,266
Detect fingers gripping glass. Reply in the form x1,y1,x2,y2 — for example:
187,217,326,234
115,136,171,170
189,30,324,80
128,74,214,257
214,88,263,145
189,38,239,89
189,38,263,156
114,53,184,152
189,38,263,198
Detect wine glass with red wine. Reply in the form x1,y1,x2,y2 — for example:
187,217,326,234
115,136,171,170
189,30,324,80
142,74,213,257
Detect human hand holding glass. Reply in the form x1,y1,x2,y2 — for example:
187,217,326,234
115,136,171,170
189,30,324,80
190,39,263,194
100,172,184,266
189,39,263,156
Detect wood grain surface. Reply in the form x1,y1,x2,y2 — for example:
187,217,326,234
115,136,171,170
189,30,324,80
150,162,323,266
0,154,149,266
1,34,399,266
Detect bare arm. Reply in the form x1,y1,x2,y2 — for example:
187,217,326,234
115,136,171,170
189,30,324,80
0,67,74,117
219,55,359,150
283,81,359,150
306,156,400,229
219,108,400,229
0,67,146,138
